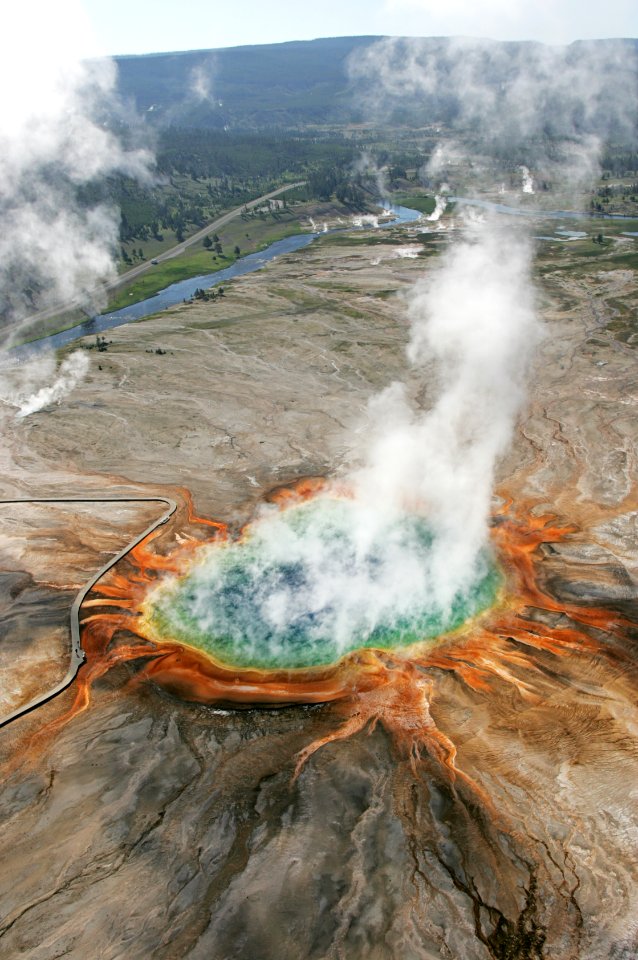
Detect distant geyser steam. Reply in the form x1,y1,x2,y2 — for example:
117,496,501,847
144,497,501,670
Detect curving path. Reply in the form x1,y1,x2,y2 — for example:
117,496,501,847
0,496,177,729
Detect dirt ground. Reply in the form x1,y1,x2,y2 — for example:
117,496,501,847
0,221,636,959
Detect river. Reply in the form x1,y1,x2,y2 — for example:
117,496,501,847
12,204,421,358
450,196,638,221
12,198,638,358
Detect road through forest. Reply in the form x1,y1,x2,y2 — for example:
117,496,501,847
20,181,306,329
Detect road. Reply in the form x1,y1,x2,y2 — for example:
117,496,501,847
0,496,177,729
109,180,307,290
22,181,306,327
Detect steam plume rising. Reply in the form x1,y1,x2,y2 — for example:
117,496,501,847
0,2,153,347
426,195,447,221
519,165,535,195
0,350,89,419
353,151,389,199
353,217,539,606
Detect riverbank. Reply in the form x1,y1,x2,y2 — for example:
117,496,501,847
106,196,403,312
14,196,637,357
10,203,423,357
10,196,388,351
106,218,306,313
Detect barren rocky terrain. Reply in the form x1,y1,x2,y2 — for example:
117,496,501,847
0,220,636,959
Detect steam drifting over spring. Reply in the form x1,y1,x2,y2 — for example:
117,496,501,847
146,36,638,655
146,215,537,661
353,217,539,607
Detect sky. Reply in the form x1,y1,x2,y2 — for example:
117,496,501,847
73,0,637,58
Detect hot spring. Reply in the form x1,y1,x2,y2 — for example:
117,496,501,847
143,497,501,670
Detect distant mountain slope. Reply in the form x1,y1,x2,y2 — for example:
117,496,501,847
114,35,638,132
115,36,380,128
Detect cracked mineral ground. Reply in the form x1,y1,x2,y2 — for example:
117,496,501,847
0,222,637,960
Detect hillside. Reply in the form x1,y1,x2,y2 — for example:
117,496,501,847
114,35,638,132
115,36,379,128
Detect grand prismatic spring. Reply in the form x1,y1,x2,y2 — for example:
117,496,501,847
51,479,627,791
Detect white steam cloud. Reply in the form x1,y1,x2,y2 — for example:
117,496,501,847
353,217,539,606
352,213,381,228
190,58,218,103
340,37,635,609
148,215,532,651
520,165,535,195
350,37,637,197
353,151,389,199
427,195,448,221
0,2,154,346
339,36,634,612
148,213,533,657
0,350,90,419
